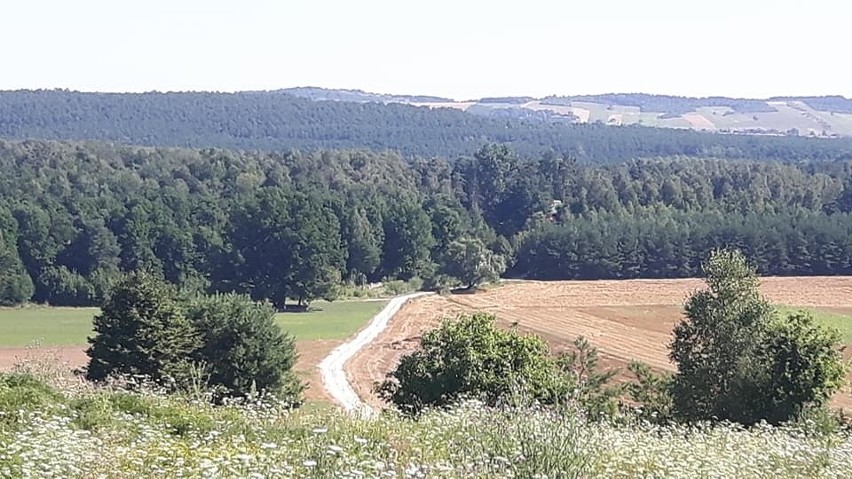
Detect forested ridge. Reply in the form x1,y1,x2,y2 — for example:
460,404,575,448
3,139,852,306
3,90,852,162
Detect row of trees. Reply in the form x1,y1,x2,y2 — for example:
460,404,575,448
513,210,852,279
4,140,852,306
381,250,847,426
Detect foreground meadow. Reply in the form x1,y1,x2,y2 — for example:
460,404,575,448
1,373,850,479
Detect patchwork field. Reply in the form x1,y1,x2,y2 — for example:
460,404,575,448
0,299,386,401
347,277,852,409
409,97,852,136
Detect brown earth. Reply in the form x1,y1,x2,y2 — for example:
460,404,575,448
0,346,88,372
0,341,338,402
346,277,852,410
295,340,340,402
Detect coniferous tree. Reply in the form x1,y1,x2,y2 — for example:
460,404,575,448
86,271,200,385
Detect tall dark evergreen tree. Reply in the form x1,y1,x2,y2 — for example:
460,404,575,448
86,271,200,384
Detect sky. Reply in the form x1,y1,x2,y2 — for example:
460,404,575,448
2,0,849,100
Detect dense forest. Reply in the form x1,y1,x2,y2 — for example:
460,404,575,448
2,90,852,162
2,139,852,307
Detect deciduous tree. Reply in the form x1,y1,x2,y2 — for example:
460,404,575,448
440,237,505,289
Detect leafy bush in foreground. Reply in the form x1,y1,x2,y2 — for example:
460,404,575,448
377,313,557,413
378,313,621,415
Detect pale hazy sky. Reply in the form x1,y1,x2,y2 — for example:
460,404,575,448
2,0,849,100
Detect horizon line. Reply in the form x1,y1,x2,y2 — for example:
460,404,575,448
1,86,850,103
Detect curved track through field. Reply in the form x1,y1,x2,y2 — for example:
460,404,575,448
318,292,432,416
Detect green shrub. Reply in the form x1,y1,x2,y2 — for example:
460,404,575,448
38,266,95,306
792,404,851,436
378,313,560,414
186,293,303,403
626,361,674,423
381,277,425,296
554,337,622,419
757,312,847,424
439,237,506,289
70,394,116,431
0,244,33,306
0,373,64,428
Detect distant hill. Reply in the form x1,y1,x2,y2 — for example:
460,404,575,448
1,89,852,163
275,87,453,104
282,88,852,138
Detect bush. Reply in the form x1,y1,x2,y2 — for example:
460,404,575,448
0,245,33,306
626,361,674,423
38,266,95,306
86,273,304,404
439,237,506,289
85,271,201,386
554,337,622,419
756,312,847,424
382,277,423,295
379,313,566,414
186,293,303,402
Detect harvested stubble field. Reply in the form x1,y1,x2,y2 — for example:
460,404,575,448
347,277,852,409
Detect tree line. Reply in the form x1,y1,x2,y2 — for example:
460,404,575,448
3,139,852,306
2,90,852,162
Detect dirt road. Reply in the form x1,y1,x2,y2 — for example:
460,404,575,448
318,292,432,416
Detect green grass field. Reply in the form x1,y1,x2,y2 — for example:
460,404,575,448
0,300,388,347
0,307,98,347
616,304,852,345
778,306,852,343
0,300,846,347
274,300,387,341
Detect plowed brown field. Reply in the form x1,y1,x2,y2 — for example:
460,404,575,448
347,277,852,409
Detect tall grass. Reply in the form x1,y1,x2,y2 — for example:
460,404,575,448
1,373,851,478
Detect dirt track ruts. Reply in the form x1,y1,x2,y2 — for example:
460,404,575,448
318,292,432,416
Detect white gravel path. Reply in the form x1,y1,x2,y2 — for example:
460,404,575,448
318,292,432,417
